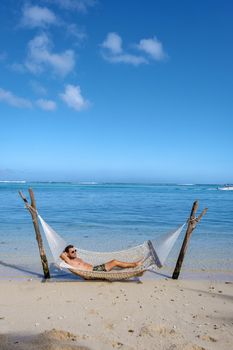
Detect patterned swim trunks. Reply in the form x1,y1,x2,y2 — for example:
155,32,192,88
92,263,106,272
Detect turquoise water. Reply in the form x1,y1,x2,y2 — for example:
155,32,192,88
0,182,232,279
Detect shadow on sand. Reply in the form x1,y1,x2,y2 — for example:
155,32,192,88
0,260,43,278
0,260,170,283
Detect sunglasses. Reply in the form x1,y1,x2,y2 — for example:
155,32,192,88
70,249,77,254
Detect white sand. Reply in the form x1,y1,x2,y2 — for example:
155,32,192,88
0,279,233,350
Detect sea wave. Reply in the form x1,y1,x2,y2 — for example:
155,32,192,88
0,180,26,183
78,182,99,185
178,183,195,186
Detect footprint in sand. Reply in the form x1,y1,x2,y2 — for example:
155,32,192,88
138,324,176,338
201,335,217,342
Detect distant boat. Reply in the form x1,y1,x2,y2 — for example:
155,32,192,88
218,184,233,191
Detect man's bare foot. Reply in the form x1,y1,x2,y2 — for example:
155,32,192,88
135,259,144,267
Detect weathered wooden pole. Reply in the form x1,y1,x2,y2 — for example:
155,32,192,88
19,188,50,279
172,200,208,280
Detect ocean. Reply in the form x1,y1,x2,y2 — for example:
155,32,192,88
0,182,232,280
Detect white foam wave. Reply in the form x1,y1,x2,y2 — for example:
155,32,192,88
218,187,233,191
178,183,195,186
0,180,26,183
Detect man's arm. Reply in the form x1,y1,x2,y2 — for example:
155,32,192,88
60,252,71,264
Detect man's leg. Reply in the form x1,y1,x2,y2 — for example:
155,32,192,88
104,259,142,272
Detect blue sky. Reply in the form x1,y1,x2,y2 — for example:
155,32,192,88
0,0,233,183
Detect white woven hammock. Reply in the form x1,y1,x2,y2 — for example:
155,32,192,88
38,215,185,280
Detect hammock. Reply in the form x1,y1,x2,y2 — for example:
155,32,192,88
38,215,185,281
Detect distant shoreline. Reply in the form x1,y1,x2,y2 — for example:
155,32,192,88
0,181,228,185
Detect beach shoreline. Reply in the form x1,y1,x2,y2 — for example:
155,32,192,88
1,278,232,350
1,260,233,283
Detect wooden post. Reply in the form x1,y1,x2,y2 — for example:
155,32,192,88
172,200,208,280
19,188,50,279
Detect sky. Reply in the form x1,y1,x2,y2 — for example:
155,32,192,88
0,0,233,183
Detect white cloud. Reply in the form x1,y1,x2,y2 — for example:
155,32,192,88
25,33,75,76
60,84,89,111
101,32,148,66
101,33,167,66
137,36,166,61
45,0,96,13
66,23,87,42
102,32,122,54
21,4,58,28
104,53,147,66
0,88,32,108
36,98,57,111
21,4,88,44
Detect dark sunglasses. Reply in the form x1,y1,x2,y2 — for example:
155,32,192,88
70,249,77,254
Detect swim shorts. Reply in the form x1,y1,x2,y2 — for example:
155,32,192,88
92,263,106,272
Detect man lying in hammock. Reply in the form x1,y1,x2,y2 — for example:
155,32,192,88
60,245,143,272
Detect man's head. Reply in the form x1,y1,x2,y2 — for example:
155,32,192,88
64,245,77,258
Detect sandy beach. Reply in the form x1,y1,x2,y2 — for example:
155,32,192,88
0,278,232,350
